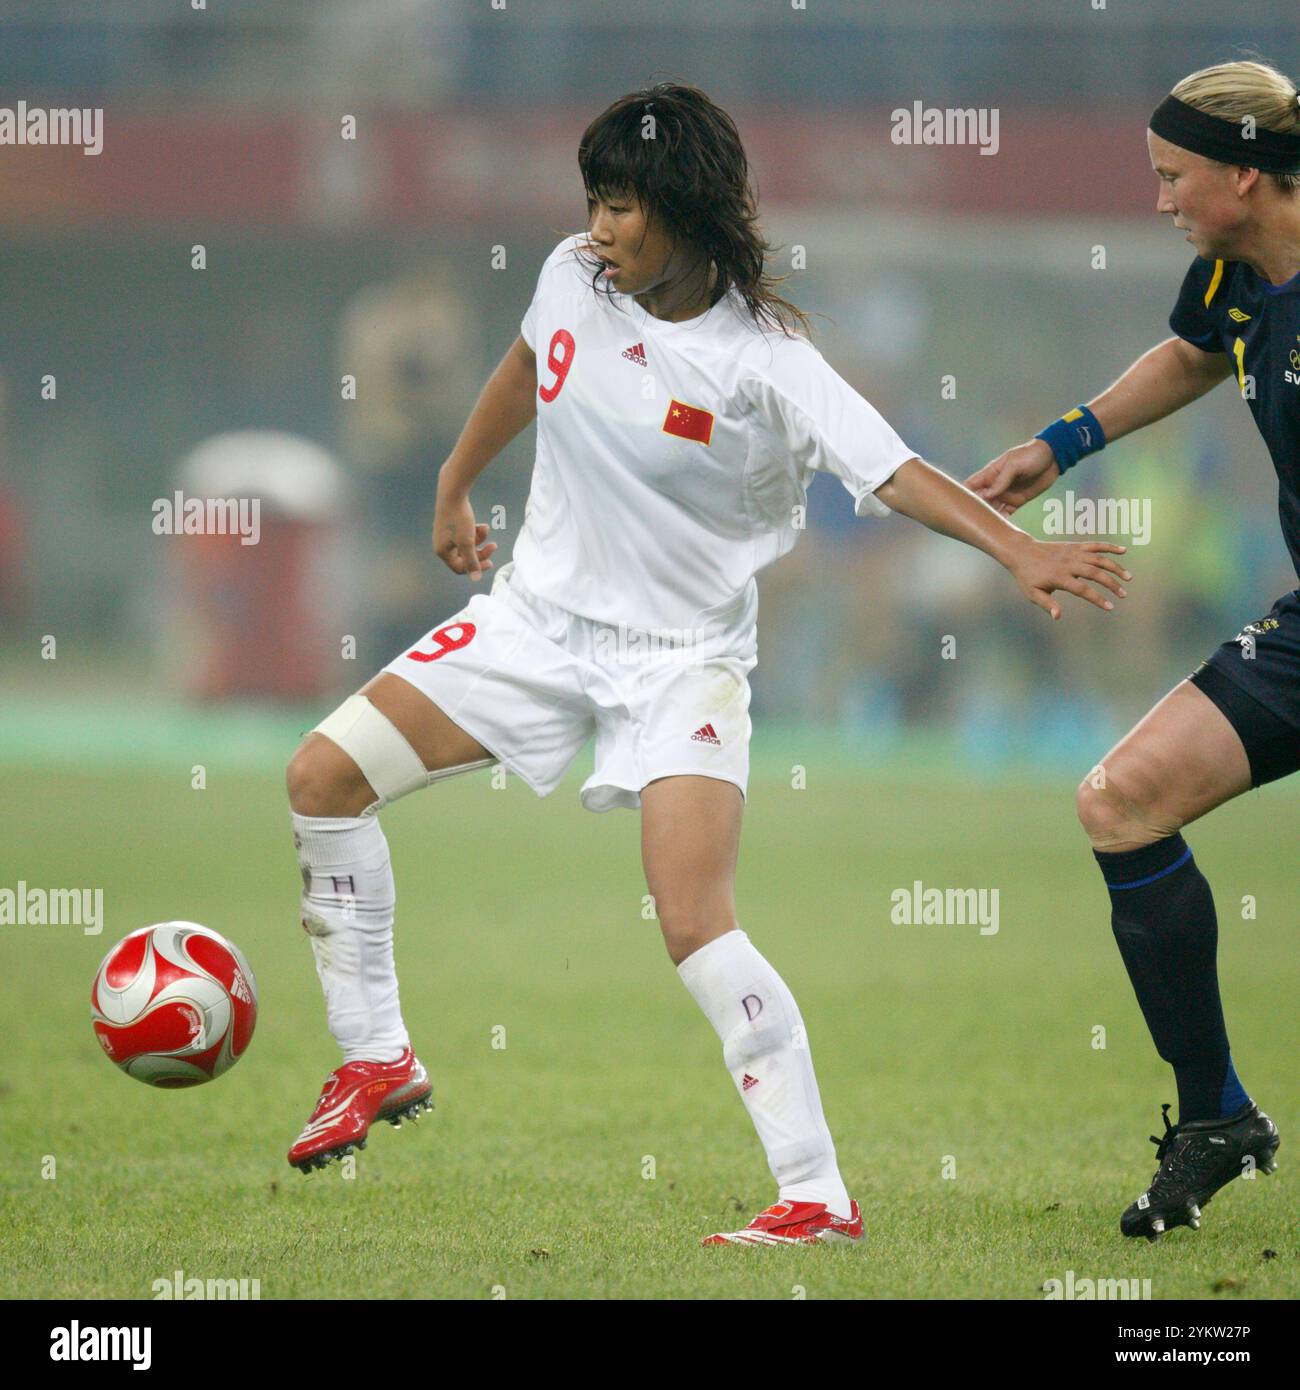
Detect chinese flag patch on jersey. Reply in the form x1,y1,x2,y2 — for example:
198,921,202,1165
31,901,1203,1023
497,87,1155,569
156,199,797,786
662,399,715,446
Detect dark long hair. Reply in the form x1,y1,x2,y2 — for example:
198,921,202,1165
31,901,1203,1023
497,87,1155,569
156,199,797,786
576,82,812,338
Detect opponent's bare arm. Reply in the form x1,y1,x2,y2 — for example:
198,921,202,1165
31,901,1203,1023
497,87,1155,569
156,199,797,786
434,334,538,579
966,336,1234,515
876,456,1132,621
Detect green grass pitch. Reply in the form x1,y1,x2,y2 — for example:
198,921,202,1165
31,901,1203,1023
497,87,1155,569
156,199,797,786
1,754,1296,1299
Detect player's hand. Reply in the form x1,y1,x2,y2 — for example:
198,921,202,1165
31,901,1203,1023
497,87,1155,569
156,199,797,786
966,439,1060,516
1007,537,1131,621
432,490,497,580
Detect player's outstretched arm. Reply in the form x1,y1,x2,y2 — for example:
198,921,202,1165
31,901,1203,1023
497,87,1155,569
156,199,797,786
966,336,1233,516
434,334,539,579
876,456,1132,621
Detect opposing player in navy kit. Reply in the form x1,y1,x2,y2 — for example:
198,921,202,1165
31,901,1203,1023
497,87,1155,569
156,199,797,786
284,83,1128,1245
969,60,1298,1241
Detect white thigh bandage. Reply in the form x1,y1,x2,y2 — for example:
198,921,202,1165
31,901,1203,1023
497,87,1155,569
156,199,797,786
313,694,494,812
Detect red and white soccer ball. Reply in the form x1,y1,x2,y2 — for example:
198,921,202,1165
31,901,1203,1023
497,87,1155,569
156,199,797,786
91,922,258,1087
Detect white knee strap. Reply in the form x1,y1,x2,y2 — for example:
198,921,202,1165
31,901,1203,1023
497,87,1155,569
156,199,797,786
313,694,494,812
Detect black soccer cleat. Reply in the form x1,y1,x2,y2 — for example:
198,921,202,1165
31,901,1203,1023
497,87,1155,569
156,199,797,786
1120,1101,1279,1241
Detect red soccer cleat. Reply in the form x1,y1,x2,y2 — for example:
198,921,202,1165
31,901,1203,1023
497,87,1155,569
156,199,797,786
287,1047,433,1172
702,1198,863,1246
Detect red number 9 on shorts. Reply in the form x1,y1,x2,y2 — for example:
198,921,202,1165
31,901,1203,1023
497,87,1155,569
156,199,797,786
406,621,477,664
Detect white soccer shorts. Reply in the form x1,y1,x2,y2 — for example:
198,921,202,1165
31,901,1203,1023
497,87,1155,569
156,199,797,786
381,562,756,812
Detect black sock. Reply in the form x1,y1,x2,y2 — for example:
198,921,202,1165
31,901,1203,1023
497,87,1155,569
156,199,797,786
1093,833,1249,1123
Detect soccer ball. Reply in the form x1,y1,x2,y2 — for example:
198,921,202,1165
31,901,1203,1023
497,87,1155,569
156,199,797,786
91,921,258,1087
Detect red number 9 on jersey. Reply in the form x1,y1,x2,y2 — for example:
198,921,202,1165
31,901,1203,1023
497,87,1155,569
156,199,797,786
538,328,575,403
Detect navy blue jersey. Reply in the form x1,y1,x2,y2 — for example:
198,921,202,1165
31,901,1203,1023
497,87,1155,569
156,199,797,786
1169,255,1300,580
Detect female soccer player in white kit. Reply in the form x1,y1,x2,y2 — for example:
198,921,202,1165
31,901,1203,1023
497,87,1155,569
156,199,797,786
285,84,1129,1245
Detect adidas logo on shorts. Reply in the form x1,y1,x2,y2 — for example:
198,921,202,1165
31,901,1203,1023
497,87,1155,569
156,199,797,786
691,722,722,745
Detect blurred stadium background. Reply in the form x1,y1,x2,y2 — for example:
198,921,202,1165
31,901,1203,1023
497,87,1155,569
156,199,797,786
2,0,1297,769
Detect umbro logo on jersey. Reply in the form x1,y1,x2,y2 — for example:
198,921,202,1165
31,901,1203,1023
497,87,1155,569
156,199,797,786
691,722,722,745
1227,307,1251,323
742,1073,759,1091
621,342,648,365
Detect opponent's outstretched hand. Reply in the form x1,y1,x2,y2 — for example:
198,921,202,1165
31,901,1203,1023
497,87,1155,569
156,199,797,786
1008,538,1131,621
966,439,1060,516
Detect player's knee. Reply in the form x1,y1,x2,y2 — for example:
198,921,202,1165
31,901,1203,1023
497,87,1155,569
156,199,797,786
1075,769,1181,852
1075,776,1120,840
656,899,738,966
286,735,373,818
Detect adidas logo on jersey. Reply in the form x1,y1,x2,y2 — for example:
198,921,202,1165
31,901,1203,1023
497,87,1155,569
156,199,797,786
621,342,647,366
742,1073,759,1091
691,722,722,745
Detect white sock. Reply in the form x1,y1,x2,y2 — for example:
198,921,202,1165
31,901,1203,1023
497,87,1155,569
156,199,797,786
677,929,851,1218
292,813,409,1065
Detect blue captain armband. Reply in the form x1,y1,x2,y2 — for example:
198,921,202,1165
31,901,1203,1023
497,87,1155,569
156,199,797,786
1034,405,1106,474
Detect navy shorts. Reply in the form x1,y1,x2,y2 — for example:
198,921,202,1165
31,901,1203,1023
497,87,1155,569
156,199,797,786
1189,588,1300,787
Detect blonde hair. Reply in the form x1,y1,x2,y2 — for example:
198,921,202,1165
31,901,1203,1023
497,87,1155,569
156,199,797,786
1172,60,1300,193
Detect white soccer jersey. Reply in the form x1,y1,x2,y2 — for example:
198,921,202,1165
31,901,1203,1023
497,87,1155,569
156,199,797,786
515,234,917,637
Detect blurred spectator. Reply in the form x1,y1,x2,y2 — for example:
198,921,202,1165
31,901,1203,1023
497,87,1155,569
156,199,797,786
337,266,485,665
